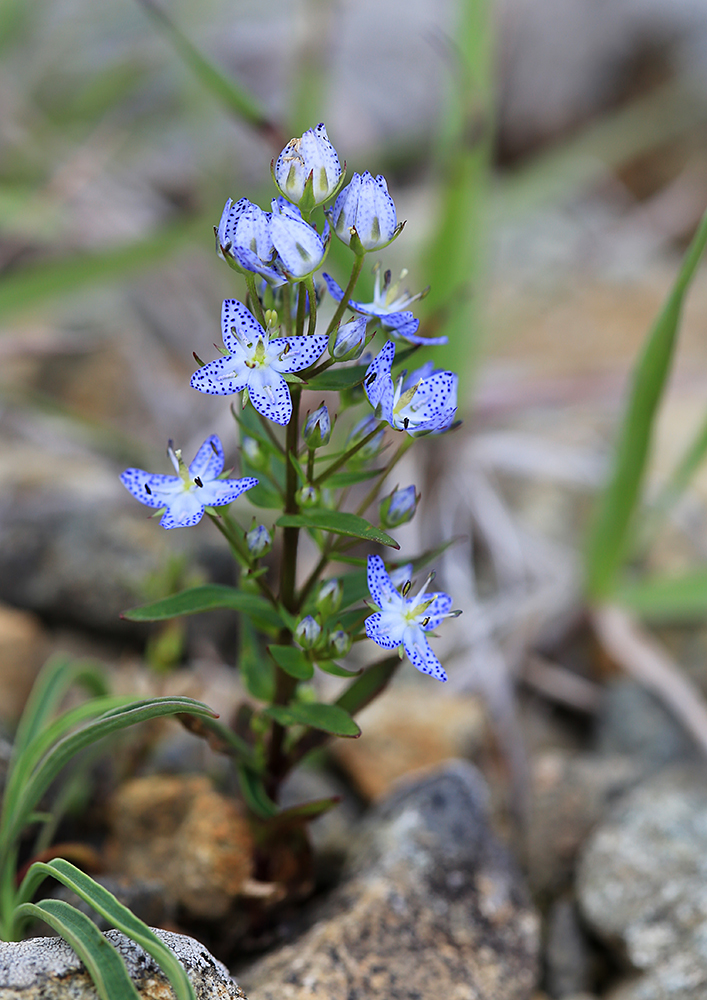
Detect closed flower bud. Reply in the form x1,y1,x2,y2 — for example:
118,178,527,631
296,484,320,507
330,171,402,253
331,316,368,361
295,615,321,649
242,436,267,470
316,577,343,616
274,124,342,209
347,415,385,460
328,628,351,657
379,485,419,528
303,403,331,448
246,523,271,557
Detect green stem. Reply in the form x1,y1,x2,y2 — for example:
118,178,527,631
312,424,383,487
324,254,365,338
295,283,307,339
207,514,278,607
305,275,317,336
306,448,315,482
355,436,412,516
244,272,267,328
281,284,293,336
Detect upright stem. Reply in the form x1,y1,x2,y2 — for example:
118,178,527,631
325,254,365,338
355,436,413,516
305,275,317,337
244,273,267,328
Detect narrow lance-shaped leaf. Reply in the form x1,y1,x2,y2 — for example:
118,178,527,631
585,204,707,599
264,702,360,738
122,585,282,629
277,510,399,549
13,899,141,1000
268,645,314,681
616,570,707,622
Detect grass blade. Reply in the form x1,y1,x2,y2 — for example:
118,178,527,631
585,204,707,599
14,899,141,1000
18,860,195,1000
616,571,707,622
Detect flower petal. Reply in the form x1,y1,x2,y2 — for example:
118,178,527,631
402,628,448,682
364,612,401,649
364,341,395,409
322,272,345,302
270,334,328,373
271,212,326,279
247,376,293,426
367,553,399,609
355,173,397,250
120,470,181,509
221,300,265,354
421,592,453,630
199,476,259,507
191,356,247,396
217,197,249,250
160,491,205,530
188,435,224,482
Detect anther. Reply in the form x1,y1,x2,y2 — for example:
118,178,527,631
194,476,204,488
402,580,412,596
144,484,152,495
403,417,410,429
366,373,377,386
421,616,430,627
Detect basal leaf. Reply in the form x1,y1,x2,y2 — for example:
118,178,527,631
236,765,278,819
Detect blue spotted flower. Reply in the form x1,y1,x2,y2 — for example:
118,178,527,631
329,171,403,252
120,435,257,529
217,198,285,286
364,554,458,682
191,299,328,425
270,197,328,279
364,341,458,436
273,123,343,208
322,265,445,346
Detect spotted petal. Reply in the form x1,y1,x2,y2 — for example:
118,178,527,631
420,593,453,630
191,356,247,396
367,554,399,609
217,197,249,251
247,377,293,425
188,434,224,482
120,469,180,510
364,612,401,649
199,476,259,507
270,334,328,373
159,491,205,530
364,341,395,409
221,299,265,354
271,208,326,279
402,628,448,682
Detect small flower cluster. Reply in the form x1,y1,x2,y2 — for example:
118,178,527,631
121,122,460,714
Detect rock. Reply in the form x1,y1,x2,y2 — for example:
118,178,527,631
333,685,489,799
544,896,593,998
240,760,539,1000
577,766,707,1000
106,775,253,919
0,604,46,725
594,679,699,772
0,927,246,999
527,751,642,897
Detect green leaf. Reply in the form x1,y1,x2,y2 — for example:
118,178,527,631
307,366,367,391
327,468,386,487
276,511,399,549
236,765,278,819
239,618,275,701
0,698,215,861
268,796,341,828
17,860,196,1000
14,900,141,1000
263,702,360,737
121,585,282,629
268,645,314,680
336,655,401,717
315,660,362,678
585,205,707,599
616,571,707,621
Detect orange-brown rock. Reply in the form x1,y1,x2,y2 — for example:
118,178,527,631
0,604,46,725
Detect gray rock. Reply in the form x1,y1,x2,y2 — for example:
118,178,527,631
545,896,593,999
577,766,707,1000
240,760,539,1000
0,927,247,999
594,680,699,772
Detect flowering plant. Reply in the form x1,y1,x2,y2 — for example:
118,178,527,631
121,123,461,821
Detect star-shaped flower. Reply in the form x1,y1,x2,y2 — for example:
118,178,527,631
364,341,458,436
329,171,403,252
322,266,446,346
191,299,328,425
120,435,257,529
364,554,458,682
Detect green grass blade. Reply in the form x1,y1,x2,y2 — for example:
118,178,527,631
14,900,141,1000
137,0,281,143
1,698,214,859
18,861,195,1000
585,204,707,600
642,405,707,544
616,571,707,622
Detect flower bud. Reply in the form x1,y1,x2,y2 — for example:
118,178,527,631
296,484,320,507
331,316,367,361
274,124,343,209
379,485,419,528
330,171,402,252
316,578,343,616
303,404,331,449
347,415,385,460
242,436,267,470
246,523,271,557
295,615,321,649
328,628,351,657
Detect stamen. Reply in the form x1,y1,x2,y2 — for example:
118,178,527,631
194,476,204,488
366,372,377,386
421,616,430,627
403,417,409,429
402,580,412,596
144,484,152,495
210,441,219,454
